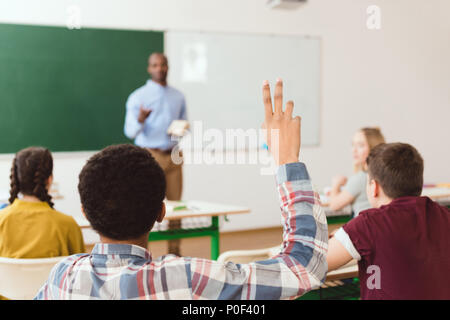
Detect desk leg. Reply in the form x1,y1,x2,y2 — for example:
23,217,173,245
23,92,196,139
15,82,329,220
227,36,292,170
211,216,220,260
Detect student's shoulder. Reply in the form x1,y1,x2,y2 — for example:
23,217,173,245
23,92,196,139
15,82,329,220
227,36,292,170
357,206,386,218
0,204,12,218
356,204,405,229
346,207,383,229
422,196,449,211
154,254,222,271
0,209,9,228
177,255,246,272
0,205,18,224
50,254,91,278
57,253,90,265
50,209,80,228
154,254,192,266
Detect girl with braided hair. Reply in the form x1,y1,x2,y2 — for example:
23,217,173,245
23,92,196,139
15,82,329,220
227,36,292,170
0,147,85,259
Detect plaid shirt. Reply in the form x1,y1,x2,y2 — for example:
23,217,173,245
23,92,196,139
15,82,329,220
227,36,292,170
34,162,328,300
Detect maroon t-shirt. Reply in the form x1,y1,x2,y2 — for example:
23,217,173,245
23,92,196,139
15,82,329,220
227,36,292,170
343,196,450,300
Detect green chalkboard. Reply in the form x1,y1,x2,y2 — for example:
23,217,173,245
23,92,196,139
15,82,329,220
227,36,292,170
0,23,163,153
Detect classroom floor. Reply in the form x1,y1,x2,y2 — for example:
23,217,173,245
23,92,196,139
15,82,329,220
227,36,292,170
86,223,343,259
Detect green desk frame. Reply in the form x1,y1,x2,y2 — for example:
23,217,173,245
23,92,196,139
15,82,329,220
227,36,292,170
148,216,221,260
326,215,352,225
299,278,360,300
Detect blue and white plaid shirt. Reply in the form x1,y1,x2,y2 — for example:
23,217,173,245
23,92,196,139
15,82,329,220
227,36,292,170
35,162,328,300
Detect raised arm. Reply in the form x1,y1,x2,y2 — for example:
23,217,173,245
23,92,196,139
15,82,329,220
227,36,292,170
261,78,328,282
189,79,328,300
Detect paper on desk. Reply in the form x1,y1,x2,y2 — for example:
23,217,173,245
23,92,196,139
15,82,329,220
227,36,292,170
167,120,189,137
165,200,188,212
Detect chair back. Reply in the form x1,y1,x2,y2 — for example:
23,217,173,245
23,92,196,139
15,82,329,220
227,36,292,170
217,246,281,264
0,256,66,300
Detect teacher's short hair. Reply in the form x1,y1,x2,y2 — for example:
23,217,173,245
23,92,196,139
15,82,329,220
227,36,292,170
78,144,166,240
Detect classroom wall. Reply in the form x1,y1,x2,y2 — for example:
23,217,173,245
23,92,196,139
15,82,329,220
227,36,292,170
1,0,449,237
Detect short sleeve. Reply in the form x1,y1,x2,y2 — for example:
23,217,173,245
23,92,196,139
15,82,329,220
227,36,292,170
343,172,367,197
333,227,361,260
342,212,374,259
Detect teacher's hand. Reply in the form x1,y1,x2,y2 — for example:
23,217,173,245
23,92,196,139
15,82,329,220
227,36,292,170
138,105,152,123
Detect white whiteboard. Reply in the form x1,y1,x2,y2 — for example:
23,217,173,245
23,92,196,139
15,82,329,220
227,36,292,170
165,31,321,147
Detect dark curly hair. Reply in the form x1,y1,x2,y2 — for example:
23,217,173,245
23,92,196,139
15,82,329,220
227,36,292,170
78,144,166,240
9,147,54,208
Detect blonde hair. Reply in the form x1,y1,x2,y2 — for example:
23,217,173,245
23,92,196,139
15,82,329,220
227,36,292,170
354,127,385,172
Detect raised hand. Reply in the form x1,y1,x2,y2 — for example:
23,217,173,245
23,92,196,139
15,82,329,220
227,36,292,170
262,78,301,166
138,105,152,123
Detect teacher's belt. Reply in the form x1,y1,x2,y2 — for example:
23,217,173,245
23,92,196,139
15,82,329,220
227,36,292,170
147,148,173,155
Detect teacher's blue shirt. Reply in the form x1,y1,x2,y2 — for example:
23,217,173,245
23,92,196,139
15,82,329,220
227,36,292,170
124,80,187,151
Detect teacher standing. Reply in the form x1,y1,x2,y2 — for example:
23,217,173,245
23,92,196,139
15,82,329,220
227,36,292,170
124,52,187,256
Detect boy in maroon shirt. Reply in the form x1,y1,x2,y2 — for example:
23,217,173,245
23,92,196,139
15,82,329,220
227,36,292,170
327,142,450,299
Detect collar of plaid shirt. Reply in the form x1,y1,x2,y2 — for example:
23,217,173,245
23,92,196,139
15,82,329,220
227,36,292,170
91,243,152,260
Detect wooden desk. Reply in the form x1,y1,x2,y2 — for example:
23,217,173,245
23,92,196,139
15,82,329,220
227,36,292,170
422,187,450,206
75,200,250,260
162,200,249,220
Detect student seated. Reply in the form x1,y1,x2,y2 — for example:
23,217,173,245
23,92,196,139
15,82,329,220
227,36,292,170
328,127,385,217
327,143,450,299
34,79,328,300
0,147,85,258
